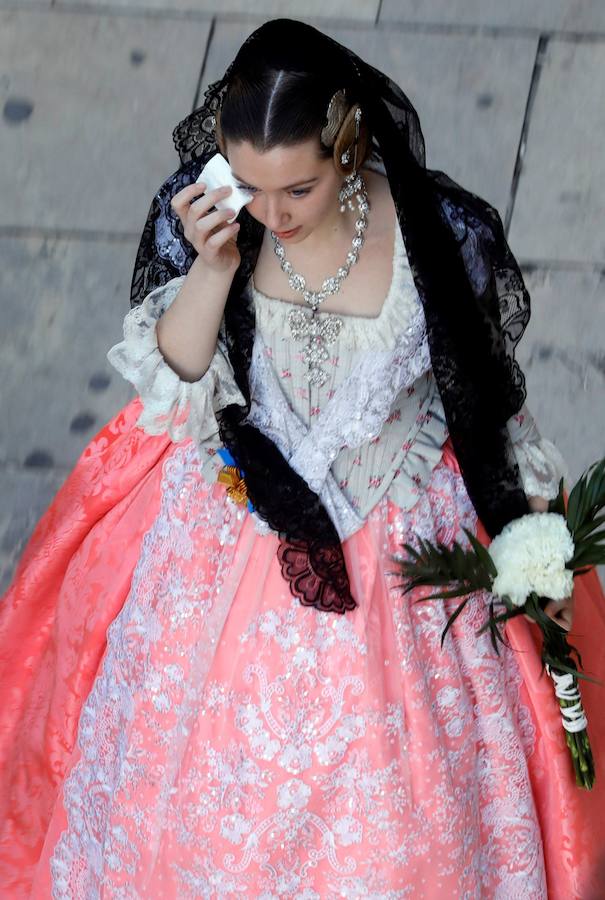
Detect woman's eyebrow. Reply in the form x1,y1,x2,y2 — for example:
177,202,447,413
231,173,320,190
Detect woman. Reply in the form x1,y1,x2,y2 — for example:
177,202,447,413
1,18,604,898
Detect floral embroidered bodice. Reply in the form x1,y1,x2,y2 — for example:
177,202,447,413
107,218,568,538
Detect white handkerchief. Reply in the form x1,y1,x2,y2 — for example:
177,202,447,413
196,153,254,223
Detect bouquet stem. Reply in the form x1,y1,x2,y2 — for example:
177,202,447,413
542,629,595,789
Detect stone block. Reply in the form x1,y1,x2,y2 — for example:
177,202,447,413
57,0,379,21
0,0,50,6
0,9,210,232
517,266,605,484
0,466,66,595
379,0,605,32
510,39,605,264
0,235,135,470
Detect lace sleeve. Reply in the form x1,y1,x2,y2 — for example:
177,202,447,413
107,275,246,443
506,403,569,500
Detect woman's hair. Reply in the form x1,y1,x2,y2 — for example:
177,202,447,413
215,67,371,175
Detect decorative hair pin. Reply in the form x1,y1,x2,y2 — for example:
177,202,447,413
321,89,348,148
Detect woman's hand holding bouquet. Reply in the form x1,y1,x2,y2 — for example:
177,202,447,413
527,493,575,632
396,458,605,789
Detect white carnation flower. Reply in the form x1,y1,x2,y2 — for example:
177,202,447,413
489,512,574,607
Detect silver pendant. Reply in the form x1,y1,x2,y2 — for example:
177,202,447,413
287,307,343,387
271,174,370,308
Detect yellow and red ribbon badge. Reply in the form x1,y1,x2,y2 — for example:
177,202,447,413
216,448,255,512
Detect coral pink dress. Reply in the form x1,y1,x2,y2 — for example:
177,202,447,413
1,219,604,898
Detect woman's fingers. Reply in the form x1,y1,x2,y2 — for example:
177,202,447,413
171,183,232,223
190,184,232,213
206,222,240,250
522,595,575,632
543,596,574,632
192,206,236,239
168,181,240,269
173,182,231,215
183,187,234,248
170,180,207,216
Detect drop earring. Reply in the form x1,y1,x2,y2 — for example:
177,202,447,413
339,107,366,214
339,147,352,212
339,148,352,213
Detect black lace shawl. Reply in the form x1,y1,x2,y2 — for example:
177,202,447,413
129,18,531,614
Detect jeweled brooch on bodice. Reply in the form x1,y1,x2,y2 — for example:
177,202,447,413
287,306,344,387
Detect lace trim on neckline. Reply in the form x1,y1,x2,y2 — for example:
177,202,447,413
249,218,421,350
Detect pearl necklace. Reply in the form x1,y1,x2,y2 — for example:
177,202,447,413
270,174,370,387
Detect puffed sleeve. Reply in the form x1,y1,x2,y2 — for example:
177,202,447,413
107,275,247,443
506,403,569,500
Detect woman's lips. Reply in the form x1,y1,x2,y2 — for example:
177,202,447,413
274,226,301,239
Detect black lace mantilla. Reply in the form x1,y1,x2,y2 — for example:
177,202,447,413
129,19,531,614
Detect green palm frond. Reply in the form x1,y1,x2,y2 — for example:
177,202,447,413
438,597,471,648
548,477,567,517
569,539,605,569
395,527,494,596
476,603,526,654
393,528,503,650
571,512,605,543
547,458,605,572
565,457,605,542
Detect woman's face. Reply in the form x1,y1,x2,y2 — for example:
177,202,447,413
225,137,342,242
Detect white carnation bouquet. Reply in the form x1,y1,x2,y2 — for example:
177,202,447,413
396,457,605,790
